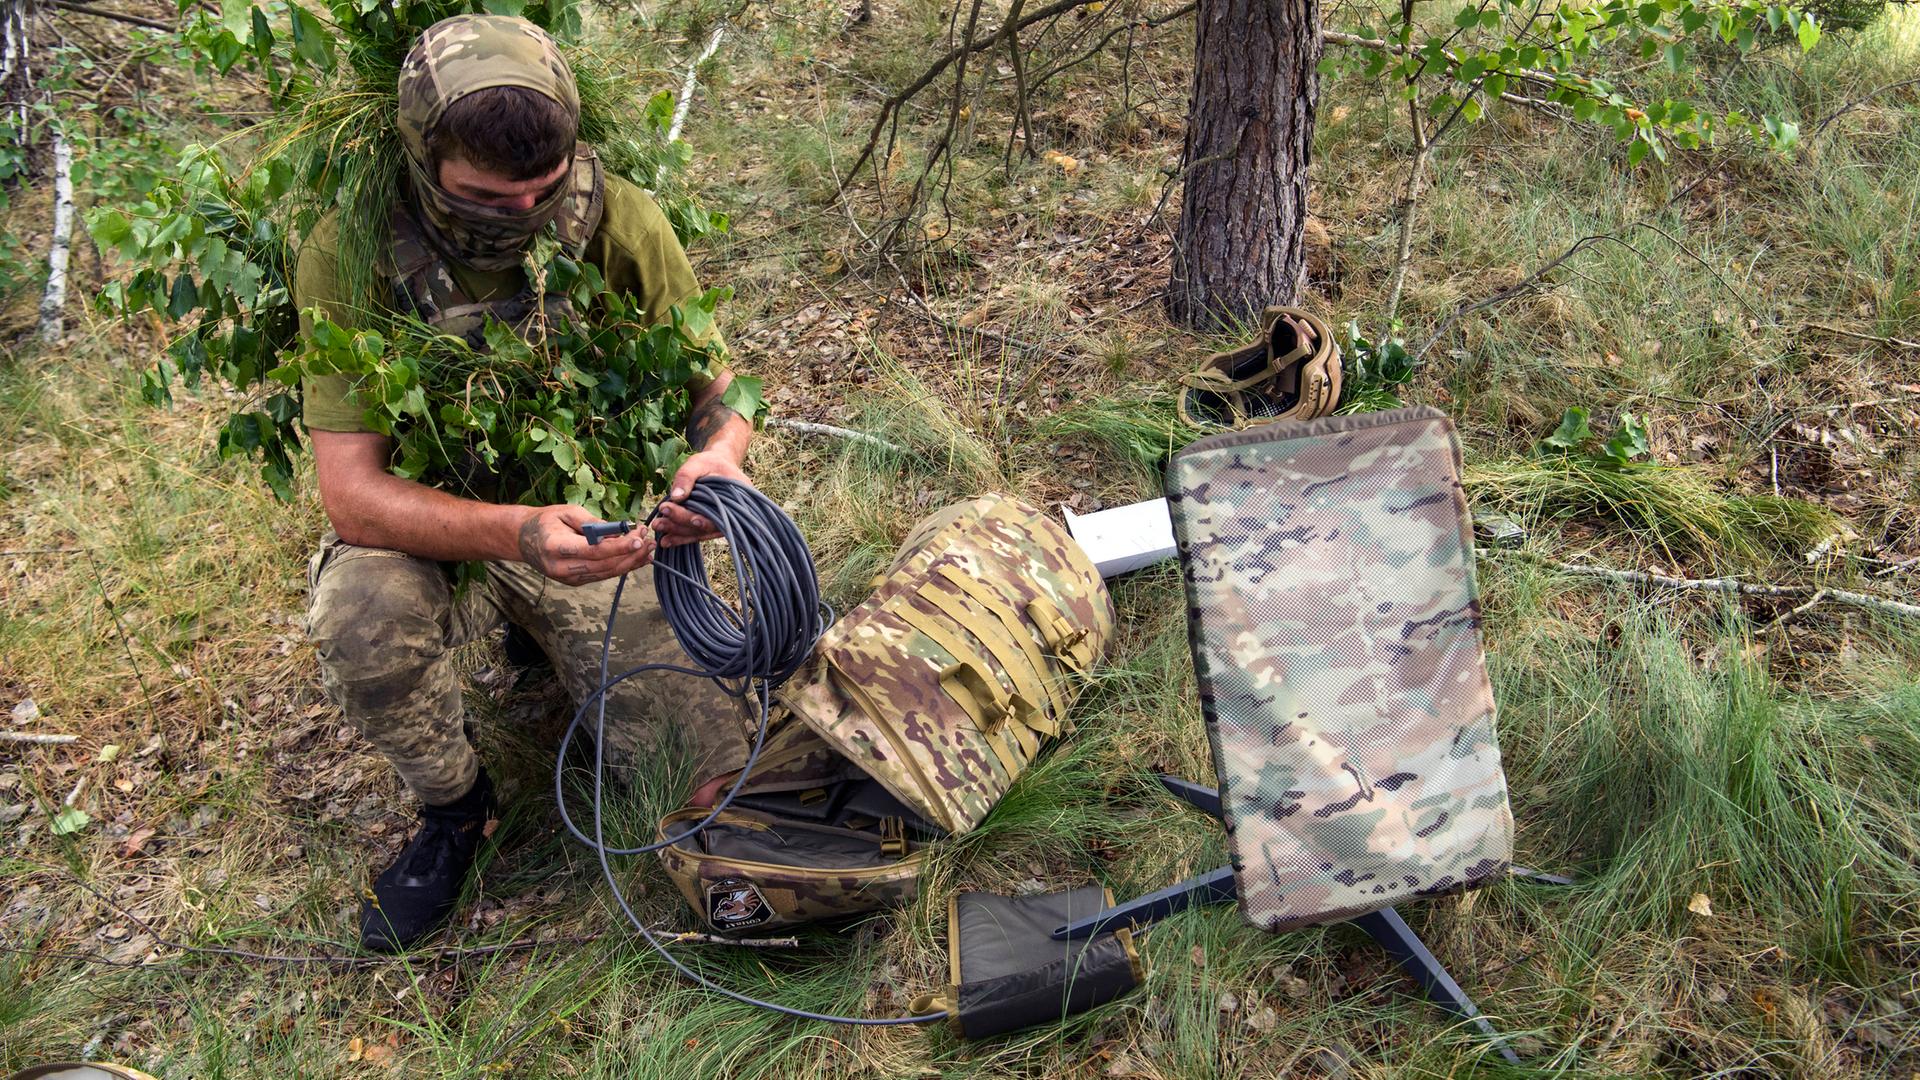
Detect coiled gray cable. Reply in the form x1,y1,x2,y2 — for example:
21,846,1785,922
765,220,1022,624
554,476,945,1026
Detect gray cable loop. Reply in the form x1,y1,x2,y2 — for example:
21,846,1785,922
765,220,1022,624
554,476,945,1026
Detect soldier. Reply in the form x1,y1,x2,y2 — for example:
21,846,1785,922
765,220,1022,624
297,14,754,952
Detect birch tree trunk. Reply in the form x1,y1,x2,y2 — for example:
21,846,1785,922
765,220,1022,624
38,124,71,343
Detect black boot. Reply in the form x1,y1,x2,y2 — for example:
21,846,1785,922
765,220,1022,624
360,768,496,953
502,623,551,672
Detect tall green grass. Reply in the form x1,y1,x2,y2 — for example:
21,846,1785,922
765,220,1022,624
1467,456,1841,567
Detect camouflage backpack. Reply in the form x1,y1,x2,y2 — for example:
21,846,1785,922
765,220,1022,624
657,493,1114,932
1166,406,1514,931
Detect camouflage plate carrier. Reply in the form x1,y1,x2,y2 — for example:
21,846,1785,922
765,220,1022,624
657,493,1114,932
1166,405,1514,932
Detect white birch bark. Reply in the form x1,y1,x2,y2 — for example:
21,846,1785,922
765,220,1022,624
37,122,72,344
668,23,726,142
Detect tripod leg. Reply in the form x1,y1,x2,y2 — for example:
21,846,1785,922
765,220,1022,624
1051,865,1237,940
1155,774,1223,819
1351,907,1522,1065
1509,864,1575,886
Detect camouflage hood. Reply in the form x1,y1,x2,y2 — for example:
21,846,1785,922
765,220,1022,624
396,14,595,271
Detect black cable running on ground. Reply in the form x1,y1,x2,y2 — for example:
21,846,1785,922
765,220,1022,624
554,476,945,1026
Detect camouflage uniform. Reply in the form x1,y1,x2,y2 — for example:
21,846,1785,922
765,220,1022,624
1167,406,1514,932
307,532,750,805
303,16,746,805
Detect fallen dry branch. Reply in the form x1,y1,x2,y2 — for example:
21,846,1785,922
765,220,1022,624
0,730,79,744
1494,553,1920,621
2,928,801,972
660,928,802,948
1804,323,1920,352
1872,554,1919,578
765,417,907,454
49,0,173,32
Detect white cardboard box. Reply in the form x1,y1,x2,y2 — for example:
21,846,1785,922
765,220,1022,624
1062,498,1179,579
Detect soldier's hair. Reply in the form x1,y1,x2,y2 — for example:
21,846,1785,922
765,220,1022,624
429,86,576,181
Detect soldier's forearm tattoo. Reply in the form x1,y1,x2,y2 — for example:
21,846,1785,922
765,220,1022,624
687,398,735,451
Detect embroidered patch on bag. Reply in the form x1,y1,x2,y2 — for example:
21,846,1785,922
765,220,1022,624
706,877,774,930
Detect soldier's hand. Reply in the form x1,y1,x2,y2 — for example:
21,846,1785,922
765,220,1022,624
517,504,655,586
653,450,751,549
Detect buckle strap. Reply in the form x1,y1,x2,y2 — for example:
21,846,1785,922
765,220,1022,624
1026,596,1096,672
930,566,1072,722
879,817,908,858
894,602,1042,781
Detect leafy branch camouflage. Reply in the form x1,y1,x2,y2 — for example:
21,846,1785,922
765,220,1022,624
276,262,758,522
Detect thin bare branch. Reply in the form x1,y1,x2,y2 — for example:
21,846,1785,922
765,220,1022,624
841,0,1109,186
1024,2,1197,96
1804,323,1920,352
764,417,906,454
1491,553,1920,622
49,1,173,32
1412,176,1708,362
1812,76,1920,138
58,877,800,969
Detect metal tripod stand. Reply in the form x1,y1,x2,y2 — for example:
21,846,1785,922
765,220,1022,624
1051,775,1571,1065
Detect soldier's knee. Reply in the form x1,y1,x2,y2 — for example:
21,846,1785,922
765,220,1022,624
308,553,452,689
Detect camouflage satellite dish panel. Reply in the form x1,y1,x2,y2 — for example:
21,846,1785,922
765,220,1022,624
776,493,1115,834
1167,406,1514,932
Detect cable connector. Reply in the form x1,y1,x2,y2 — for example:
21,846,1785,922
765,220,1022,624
583,520,638,545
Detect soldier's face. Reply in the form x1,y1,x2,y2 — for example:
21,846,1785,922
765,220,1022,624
437,153,571,212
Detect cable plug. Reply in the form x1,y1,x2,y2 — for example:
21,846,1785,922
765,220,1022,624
583,520,637,546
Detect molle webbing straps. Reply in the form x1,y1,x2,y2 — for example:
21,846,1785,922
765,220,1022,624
776,492,1113,838
891,602,1039,780
913,581,1059,734
931,565,1071,721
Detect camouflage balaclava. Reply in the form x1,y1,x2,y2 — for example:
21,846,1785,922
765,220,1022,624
396,14,590,271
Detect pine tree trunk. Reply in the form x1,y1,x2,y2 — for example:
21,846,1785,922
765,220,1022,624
1166,0,1321,333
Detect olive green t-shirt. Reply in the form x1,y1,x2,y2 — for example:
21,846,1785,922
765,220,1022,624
296,174,724,433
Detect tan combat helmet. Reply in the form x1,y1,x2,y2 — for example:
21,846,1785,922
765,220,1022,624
1178,306,1343,430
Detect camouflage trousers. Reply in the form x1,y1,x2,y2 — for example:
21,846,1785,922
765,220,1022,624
305,532,750,806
